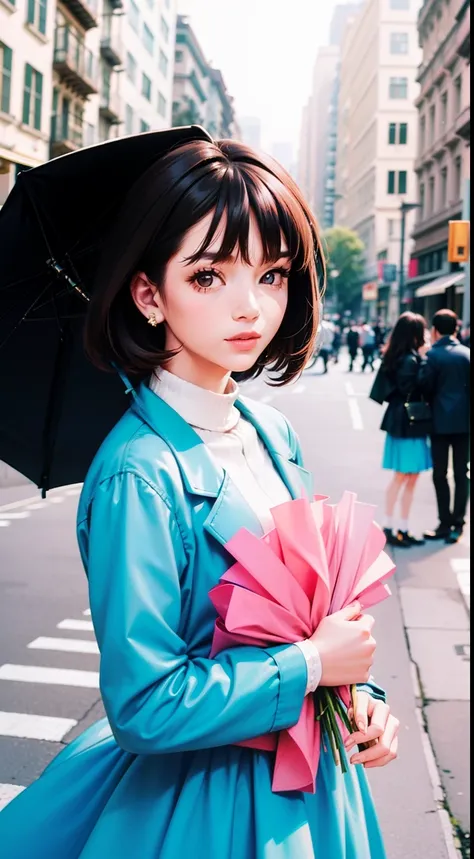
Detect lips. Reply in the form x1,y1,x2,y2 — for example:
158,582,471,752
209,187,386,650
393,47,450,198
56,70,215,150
226,333,261,342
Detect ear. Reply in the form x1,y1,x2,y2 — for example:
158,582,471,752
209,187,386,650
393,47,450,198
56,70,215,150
130,272,165,324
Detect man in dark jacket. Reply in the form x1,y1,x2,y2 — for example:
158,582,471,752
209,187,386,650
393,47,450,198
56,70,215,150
420,309,470,543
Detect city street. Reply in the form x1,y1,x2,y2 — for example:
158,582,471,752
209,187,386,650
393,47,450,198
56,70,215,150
0,356,470,859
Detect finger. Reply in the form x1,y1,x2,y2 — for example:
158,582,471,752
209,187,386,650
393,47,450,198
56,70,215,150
340,601,361,620
354,690,370,733
350,716,399,766
364,736,399,769
358,614,375,633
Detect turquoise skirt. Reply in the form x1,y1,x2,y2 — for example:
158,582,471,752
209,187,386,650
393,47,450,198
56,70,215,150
383,434,432,474
0,717,386,858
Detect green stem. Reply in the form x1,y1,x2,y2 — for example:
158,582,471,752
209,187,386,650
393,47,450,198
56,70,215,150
324,691,347,774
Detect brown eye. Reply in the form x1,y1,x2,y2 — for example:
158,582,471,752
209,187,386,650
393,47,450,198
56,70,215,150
195,272,215,289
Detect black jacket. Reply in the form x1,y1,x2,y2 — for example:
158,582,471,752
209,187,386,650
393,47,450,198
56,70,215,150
418,336,470,435
381,352,428,439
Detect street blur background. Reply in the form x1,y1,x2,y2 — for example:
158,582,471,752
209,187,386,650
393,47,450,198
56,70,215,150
0,1,470,857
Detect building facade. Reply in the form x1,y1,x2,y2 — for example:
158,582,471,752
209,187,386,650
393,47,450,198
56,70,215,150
0,0,177,206
335,0,423,322
172,15,235,139
408,0,470,321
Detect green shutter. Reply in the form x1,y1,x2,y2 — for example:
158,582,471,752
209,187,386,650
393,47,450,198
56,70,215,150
399,123,408,145
387,171,395,194
388,123,397,145
27,0,35,25
22,63,32,124
34,70,43,130
39,0,47,34
398,171,407,195
1,45,12,114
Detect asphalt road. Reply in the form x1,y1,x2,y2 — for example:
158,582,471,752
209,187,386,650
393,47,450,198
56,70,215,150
0,355,466,858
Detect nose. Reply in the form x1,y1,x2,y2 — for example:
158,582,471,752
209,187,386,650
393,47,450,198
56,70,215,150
231,278,261,322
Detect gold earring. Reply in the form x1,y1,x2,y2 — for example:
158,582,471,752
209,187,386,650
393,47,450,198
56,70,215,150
147,312,158,327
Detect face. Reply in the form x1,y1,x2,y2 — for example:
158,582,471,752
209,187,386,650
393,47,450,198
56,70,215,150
131,212,290,391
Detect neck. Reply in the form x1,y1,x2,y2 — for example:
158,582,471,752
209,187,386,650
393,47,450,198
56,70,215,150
163,353,232,395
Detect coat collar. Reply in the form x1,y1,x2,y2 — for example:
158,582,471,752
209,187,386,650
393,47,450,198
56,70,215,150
128,381,312,503
432,335,457,349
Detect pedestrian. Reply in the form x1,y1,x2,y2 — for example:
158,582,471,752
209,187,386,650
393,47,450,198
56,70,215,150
360,322,377,372
317,317,335,373
373,312,431,547
420,309,471,543
332,320,342,363
373,319,386,359
347,321,360,372
0,138,398,858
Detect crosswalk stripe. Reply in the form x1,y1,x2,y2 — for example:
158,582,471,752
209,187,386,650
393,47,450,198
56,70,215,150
0,664,100,688
27,636,99,655
57,619,94,632
0,711,77,741
0,784,25,812
83,608,91,616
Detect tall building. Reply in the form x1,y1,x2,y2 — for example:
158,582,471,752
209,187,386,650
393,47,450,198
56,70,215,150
271,141,294,174
335,0,422,322
330,2,363,45
238,116,261,151
408,0,470,321
172,15,235,138
0,0,177,206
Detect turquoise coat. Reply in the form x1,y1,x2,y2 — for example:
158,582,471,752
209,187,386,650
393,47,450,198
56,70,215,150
0,382,386,858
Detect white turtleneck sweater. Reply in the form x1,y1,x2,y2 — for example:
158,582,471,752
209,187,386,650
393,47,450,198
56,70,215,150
149,368,322,695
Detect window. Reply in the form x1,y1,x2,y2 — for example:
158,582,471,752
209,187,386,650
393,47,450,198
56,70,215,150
129,0,139,34
419,182,425,219
440,167,448,208
429,105,436,143
440,92,448,131
388,218,395,238
389,77,408,99
428,176,435,214
454,156,462,199
398,171,407,194
390,32,409,54
388,122,397,144
27,0,47,35
159,49,168,77
420,115,426,152
175,49,183,63
125,103,134,135
143,23,154,55
142,72,152,101
387,171,396,194
390,0,410,7
454,76,462,115
22,63,43,130
399,122,408,144
160,15,169,42
140,119,150,133
126,52,137,84
0,42,12,115
158,91,166,117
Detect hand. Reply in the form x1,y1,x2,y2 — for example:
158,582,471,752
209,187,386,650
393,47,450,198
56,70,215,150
344,691,399,768
310,602,376,687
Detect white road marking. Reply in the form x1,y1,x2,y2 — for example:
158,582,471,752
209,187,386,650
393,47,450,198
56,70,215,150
0,711,77,741
57,619,94,632
0,664,100,688
28,636,99,655
24,502,48,510
0,511,31,520
65,488,82,496
345,382,356,396
48,495,65,504
0,483,82,514
291,383,306,395
0,784,25,811
83,608,91,616
0,521,10,527
348,397,364,431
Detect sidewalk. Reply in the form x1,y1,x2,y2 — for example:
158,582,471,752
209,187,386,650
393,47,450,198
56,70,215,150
393,517,470,858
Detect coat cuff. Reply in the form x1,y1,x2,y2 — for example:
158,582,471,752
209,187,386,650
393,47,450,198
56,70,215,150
356,678,386,703
265,644,308,732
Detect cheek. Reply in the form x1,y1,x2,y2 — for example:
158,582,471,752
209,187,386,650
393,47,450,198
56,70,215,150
263,289,288,329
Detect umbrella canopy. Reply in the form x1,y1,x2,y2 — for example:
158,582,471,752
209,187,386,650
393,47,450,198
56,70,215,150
0,126,213,494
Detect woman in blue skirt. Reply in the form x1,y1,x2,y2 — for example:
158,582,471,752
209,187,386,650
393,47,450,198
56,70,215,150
379,313,432,547
0,136,399,858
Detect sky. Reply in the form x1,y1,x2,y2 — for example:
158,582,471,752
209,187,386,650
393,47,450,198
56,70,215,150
177,0,350,157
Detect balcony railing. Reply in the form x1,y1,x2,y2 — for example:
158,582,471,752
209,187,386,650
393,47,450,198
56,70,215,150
455,106,470,142
60,0,98,30
50,115,83,158
54,27,98,98
99,88,122,124
100,14,123,67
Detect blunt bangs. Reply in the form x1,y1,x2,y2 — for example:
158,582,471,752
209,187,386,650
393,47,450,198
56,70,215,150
85,137,325,384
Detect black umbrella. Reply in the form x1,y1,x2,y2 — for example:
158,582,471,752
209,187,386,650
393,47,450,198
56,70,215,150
0,126,213,495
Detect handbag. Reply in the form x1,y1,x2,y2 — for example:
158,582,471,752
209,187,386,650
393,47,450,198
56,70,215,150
369,366,396,405
404,392,432,427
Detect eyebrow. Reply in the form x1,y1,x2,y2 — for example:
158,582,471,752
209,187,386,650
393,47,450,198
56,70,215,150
184,250,292,266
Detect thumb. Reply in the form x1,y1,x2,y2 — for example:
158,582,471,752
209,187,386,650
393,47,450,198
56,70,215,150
338,601,361,621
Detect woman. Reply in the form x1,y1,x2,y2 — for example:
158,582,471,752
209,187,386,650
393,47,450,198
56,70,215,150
0,138,399,858
379,312,431,547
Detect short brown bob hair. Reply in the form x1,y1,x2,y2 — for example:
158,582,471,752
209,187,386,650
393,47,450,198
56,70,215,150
85,137,325,385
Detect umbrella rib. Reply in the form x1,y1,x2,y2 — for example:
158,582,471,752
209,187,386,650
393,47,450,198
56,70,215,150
0,281,54,349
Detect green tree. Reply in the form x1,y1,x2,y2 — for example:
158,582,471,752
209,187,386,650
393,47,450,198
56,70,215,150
172,96,203,128
322,227,365,312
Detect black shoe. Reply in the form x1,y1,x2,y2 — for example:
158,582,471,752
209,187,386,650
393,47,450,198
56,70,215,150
445,527,464,544
398,530,425,546
423,526,452,540
384,528,410,548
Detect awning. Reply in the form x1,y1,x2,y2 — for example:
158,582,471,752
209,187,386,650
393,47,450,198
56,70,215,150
415,272,465,299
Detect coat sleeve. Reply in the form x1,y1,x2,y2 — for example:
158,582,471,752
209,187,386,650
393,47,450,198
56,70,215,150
84,471,308,755
417,351,438,399
396,354,423,398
